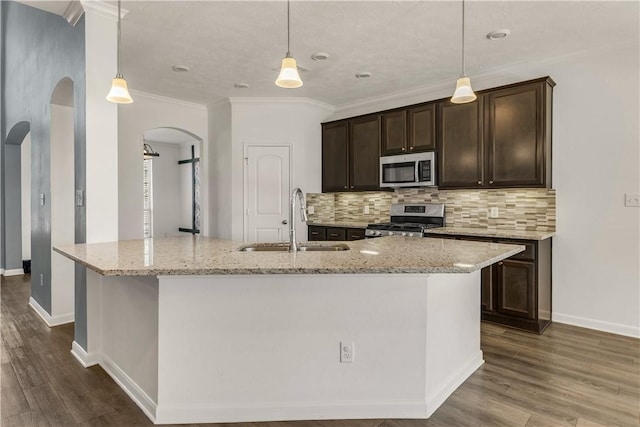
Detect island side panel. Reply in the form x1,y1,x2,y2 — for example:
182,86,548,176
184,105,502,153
86,272,160,420
156,274,432,424
424,270,483,416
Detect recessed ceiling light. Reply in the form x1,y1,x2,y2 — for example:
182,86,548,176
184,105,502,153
486,29,510,40
234,83,249,89
172,65,190,72
355,72,372,79
311,52,330,61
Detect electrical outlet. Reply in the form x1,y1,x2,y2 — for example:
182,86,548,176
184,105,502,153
363,205,370,214
489,207,499,218
625,193,640,207
40,193,46,206
340,341,355,363
307,205,315,215
40,273,44,287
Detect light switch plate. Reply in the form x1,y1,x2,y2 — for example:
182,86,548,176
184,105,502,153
75,190,84,207
625,193,640,207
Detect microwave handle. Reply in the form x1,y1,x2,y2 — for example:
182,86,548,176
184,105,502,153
415,161,420,182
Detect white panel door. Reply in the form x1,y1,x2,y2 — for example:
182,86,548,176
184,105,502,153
246,145,290,243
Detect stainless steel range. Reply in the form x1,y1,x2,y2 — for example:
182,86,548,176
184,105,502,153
365,203,445,238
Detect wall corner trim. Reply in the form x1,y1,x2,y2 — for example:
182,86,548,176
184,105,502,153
29,297,75,327
71,341,100,367
80,0,126,21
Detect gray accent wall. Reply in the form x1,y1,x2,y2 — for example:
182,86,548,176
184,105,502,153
1,1,87,349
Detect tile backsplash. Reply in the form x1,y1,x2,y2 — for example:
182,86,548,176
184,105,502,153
307,188,556,231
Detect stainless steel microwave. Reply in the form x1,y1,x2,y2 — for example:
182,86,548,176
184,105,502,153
380,152,436,188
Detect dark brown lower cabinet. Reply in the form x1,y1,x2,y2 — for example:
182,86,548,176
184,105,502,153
307,225,366,242
428,234,551,334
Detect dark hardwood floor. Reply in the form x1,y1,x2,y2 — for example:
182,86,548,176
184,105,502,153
2,274,639,427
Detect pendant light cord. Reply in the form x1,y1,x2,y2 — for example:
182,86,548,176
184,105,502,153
286,0,291,57
117,0,122,76
461,0,465,77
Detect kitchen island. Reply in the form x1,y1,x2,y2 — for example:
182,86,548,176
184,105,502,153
54,235,523,425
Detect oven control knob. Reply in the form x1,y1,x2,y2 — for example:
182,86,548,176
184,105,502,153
401,232,407,236
408,233,414,237
375,231,382,236
388,232,394,236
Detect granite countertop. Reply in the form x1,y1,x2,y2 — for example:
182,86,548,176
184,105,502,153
54,235,523,277
307,220,373,229
425,227,555,241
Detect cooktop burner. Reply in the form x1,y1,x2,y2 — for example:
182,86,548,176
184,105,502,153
365,203,445,238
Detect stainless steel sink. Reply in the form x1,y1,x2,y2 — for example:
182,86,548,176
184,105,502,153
238,243,350,252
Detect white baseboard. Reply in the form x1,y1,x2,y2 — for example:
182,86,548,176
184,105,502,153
100,356,158,423
425,350,484,417
28,297,75,327
3,268,24,276
554,312,640,339
152,355,484,424
70,341,100,367
155,399,431,425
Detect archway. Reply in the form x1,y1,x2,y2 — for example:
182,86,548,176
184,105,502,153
141,127,203,238
3,121,31,276
49,77,75,323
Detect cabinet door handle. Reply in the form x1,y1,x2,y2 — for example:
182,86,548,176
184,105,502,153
409,146,414,150
350,186,354,189
489,180,494,184
498,261,503,266
343,186,347,189
477,181,482,185
329,233,340,237
401,147,406,151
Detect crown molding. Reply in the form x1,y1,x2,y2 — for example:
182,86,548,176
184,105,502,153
129,90,207,111
333,39,639,117
63,1,84,26
228,97,335,112
80,0,127,22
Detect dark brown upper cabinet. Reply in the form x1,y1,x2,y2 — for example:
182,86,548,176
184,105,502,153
381,110,407,156
408,103,436,153
381,103,436,156
349,115,381,191
322,121,349,192
438,98,485,188
485,79,553,187
322,115,381,192
438,77,554,189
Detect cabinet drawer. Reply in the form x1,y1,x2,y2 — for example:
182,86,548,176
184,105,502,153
308,226,327,241
326,228,347,241
346,228,365,241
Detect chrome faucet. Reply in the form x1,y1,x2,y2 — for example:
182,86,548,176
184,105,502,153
289,188,308,252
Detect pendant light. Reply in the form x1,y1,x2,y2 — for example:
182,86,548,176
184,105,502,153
275,0,303,88
106,0,134,103
143,143,159,159
451,0,476,104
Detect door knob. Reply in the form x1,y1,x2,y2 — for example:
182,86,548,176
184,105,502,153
282,220,288,224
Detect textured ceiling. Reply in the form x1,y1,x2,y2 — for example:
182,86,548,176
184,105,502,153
18,1,640,108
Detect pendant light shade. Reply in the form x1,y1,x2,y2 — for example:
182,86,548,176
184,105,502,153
451,0,476,104
275,0,303,88
143,143,159,159
451,77,476,104
276,55,303,88
107,0,133,103
107,74,133,104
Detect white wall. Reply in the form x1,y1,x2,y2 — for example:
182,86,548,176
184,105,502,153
208,101,232,240
208,98,334,241
331,44,640,337
50,104,75,319
20,132,31,260
118,91,208,240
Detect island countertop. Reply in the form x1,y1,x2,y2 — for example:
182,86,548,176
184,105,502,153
54,235,524,276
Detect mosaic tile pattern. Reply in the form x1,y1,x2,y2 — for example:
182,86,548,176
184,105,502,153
307,188,556,232
307,192,393,224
